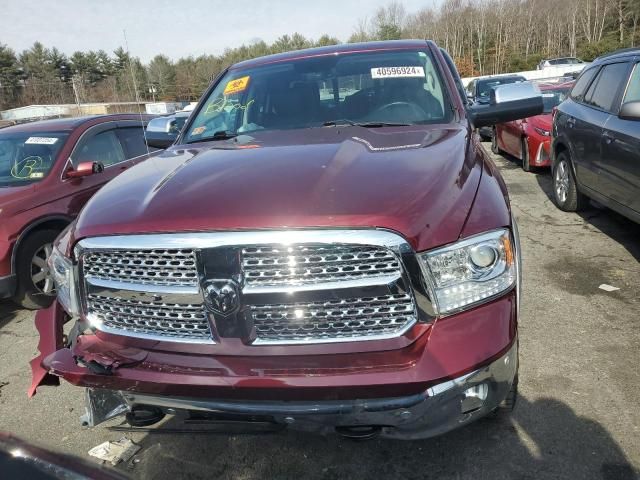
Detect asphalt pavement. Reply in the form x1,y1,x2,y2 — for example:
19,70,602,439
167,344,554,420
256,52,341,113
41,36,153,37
1,142,638,480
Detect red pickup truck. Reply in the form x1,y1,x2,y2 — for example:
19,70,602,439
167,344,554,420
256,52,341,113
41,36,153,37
31,41,542,440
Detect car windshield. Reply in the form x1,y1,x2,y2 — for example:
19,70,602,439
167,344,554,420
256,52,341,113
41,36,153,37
477,77,526,99
550,58,582,65
541,87,571,113
0,132,68,187
184,49,451,142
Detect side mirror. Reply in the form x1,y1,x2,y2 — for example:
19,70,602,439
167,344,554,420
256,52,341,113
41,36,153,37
468,82,543,129
67,161,104,178
619,101,640,121
145,131,178,149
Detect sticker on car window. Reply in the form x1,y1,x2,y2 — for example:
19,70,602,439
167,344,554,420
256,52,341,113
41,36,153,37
224,76,250,95
191,126,207,135
25,137,58,145
371,66,425,79
29,172,44,179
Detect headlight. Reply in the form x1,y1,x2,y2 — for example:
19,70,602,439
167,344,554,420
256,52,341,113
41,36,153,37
48,244,79,316
534,126,550,136
418,229,517,315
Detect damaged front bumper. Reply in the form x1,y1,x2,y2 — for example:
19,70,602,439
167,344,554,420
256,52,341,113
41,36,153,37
82,342,517,440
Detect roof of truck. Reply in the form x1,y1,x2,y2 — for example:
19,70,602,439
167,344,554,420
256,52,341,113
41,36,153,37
231,40,434,70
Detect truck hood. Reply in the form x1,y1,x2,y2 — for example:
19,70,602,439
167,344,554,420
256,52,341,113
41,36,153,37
74,125,482,252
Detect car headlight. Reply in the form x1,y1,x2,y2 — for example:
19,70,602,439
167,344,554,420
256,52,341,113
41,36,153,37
48,244,80,317
534,126,550,136
418,229,517,315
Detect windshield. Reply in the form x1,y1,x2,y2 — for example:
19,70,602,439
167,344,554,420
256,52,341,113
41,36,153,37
477,77,526,99
541,87,570,113
184,49,451,142
550,58,582,65
0,132,67,187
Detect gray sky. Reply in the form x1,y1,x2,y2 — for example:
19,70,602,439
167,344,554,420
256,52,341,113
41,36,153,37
1,0,434,62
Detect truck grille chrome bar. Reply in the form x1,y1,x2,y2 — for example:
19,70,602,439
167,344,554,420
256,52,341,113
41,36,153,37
87,294,212,342
77,230,419,345
242,245,401,287
251,294,416,344
83,249,198,287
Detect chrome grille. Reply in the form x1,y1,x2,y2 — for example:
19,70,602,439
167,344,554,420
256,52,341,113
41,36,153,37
251,294,416,343
78,230,419,345
83,249,198,286
242,245,401,286
87,294,212,341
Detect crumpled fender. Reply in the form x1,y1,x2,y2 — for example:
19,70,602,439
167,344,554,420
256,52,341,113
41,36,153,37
29,302,66,397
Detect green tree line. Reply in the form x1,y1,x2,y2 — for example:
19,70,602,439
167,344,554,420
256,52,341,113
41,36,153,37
1,0,639,111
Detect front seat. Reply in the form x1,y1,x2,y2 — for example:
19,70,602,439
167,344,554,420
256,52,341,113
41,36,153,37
266,82,320,129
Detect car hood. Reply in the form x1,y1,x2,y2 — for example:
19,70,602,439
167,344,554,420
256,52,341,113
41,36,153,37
74,125,482,252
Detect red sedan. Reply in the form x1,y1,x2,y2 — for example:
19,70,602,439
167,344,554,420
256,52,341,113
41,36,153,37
492,82,573,171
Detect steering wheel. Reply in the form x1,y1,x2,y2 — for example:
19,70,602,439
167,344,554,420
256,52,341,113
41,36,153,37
371,101,428,121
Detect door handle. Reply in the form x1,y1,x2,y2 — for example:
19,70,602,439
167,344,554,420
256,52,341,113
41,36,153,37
603,131,613,145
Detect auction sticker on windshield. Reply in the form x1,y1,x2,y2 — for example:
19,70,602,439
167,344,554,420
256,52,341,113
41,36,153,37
224,76,250,95
25,137,58,145
371,66,425,79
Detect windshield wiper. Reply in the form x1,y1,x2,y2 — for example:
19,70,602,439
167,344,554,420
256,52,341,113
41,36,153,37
354,121,412,127
323,120,411,128
186,130,238,144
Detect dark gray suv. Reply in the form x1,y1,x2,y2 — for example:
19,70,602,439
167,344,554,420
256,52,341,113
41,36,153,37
552,48,640,223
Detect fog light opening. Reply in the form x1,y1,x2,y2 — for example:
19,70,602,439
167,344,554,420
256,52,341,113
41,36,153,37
461,383,489,414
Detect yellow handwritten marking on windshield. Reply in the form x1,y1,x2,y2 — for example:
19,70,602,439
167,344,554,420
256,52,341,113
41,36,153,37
204,98,255,116
11,156,42,179
223,76,250,95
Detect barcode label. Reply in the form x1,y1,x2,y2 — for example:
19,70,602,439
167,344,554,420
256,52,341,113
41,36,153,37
371,66,425,79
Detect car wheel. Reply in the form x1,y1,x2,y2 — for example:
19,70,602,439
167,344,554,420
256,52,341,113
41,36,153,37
552,152,587,212
491,128,501,154
521,137,532,172
12,229,60,310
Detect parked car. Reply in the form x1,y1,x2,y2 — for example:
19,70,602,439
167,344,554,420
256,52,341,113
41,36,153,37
466,74,527,138
493,81,573,171
0,114,159,308
552,48,640,223
144,111,190,148
537,57,585,70
31,40,543,440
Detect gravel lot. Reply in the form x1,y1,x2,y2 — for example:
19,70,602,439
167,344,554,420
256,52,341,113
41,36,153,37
1,142,639,480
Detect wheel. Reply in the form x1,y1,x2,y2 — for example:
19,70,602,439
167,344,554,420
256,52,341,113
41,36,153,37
491,128,501,154
552,152,587,212
521,137,532,172
12,229,60,309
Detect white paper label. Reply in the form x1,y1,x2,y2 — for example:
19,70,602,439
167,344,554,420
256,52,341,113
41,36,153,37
371,66,425,79
25,137,58,145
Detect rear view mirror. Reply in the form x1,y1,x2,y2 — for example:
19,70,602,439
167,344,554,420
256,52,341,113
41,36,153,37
145,134,177,149
468,82,543,129
619,101,640,121
67,161,104,178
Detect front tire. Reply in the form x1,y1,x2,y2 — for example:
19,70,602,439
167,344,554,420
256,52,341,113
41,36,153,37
521,138,532,172
552,152,587,212
12,229,60,309
491,128,501,154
